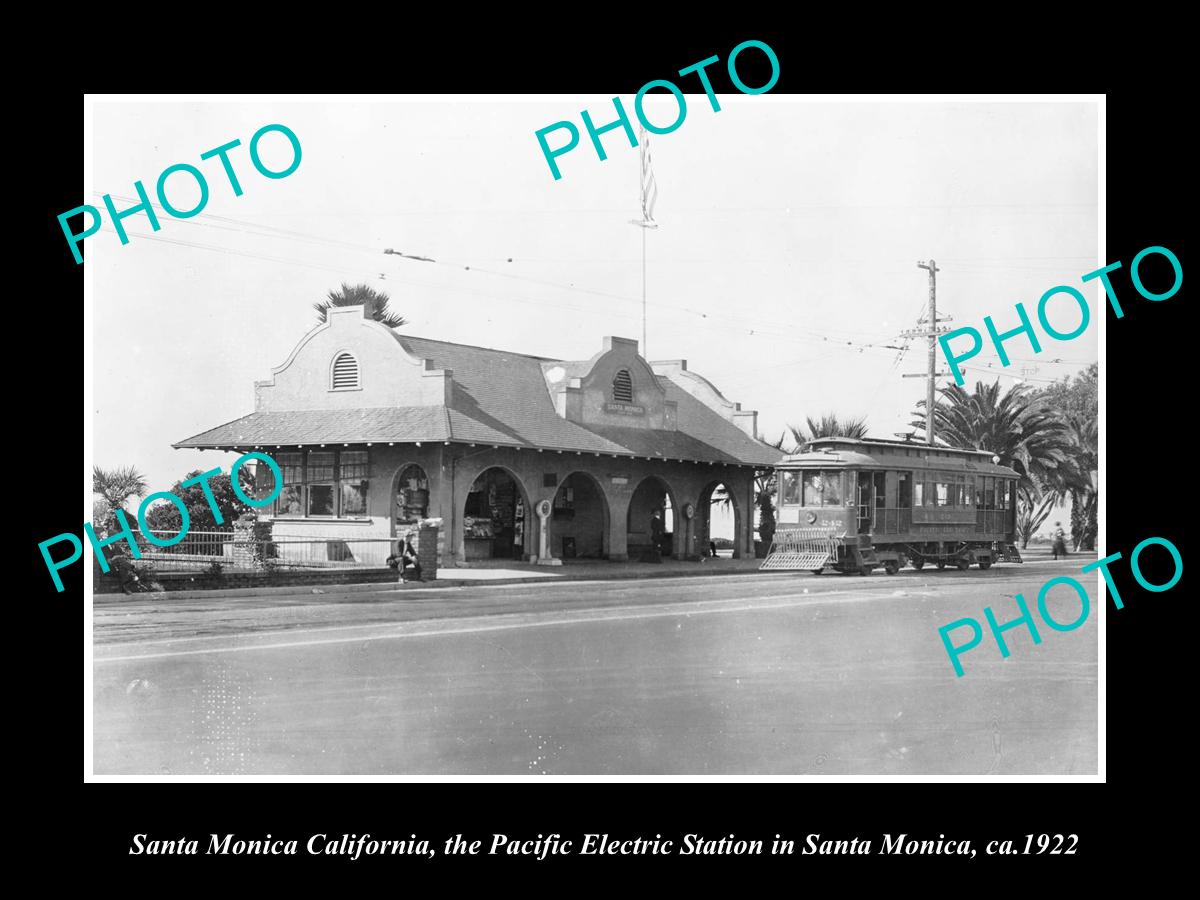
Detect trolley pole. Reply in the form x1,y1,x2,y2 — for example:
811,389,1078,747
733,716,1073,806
900,259,952,445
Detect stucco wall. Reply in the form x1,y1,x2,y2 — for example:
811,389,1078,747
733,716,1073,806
255,306,450,412
263,440,757,566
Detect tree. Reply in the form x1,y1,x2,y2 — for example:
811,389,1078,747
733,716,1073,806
144,468,255,533
756,489,777,554
1016,493,1056,549
92,465,148,535
313,282,407,329
786,414,870,453
912,380,1079,506
1031,365,1098,551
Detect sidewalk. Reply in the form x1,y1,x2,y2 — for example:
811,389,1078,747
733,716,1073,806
93,556,773,602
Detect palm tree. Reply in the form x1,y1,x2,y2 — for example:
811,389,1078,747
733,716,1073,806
313,282,407,329
912,380,1078,505
1064,413,1098,550
787,414,870,452
92,465,148,535
1016,492,1056,549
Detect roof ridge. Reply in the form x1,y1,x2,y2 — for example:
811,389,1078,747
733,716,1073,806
395,331,564,363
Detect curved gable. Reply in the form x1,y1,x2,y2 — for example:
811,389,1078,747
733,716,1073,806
544,336,674,430
255,305,451,411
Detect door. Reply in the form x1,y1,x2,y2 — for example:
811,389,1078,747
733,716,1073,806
856,471,872,534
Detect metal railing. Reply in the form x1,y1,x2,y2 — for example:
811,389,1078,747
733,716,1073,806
128,530,396,572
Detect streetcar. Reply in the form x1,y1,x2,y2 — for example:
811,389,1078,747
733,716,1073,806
762,437,1023,575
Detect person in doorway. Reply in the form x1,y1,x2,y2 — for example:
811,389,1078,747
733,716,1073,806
649,510,664,563
1052,522,1068,560
709,540,718,558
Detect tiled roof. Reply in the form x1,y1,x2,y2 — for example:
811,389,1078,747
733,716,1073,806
174,407,451,447
176,333,784,467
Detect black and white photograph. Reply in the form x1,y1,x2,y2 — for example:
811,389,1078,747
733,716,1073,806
82,94,1101,778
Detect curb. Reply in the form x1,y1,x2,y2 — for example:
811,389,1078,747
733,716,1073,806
92,563,779,603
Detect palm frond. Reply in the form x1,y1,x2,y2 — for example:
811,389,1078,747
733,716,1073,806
314,282,407,329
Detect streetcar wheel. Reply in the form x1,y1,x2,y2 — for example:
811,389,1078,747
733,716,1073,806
911,557,925,571
811,568,824,575
978,559,992,570
956,558,971,571
860,564,874,576
936,561,946,570
884,561,899,576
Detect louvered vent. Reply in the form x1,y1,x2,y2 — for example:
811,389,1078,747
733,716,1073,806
331,352,360,390
612,369,633,402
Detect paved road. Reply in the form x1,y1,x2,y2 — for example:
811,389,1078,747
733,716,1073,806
92,561,1099,776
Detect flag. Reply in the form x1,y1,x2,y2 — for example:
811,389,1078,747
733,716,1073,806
639,127,658,225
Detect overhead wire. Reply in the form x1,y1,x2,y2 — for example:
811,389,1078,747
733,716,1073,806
95,200,1093,367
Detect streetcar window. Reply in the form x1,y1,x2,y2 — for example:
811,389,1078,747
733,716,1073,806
899,472,912,508
802,470,843,506
913,481,924,507
781,471,801,505
935,481,950,507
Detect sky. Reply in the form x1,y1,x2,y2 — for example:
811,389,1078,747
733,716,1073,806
89,97,1098,532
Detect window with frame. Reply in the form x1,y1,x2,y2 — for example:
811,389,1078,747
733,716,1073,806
306,451,335,516
781,471,801,505
272,449,370,519
998,480,1011,510
935,479,950,507
339,450,369,517
276,452,305,515
802,470,843,507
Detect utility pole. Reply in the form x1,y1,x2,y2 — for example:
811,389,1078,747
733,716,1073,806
900,259,952,445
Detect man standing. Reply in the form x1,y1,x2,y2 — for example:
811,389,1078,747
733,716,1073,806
649,509,664,563
1052,522,1068,560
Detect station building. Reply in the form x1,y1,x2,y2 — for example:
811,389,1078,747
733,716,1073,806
175,306,783,566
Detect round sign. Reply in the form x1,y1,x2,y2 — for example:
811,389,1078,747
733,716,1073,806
806,511,818,524
683,503,695,519
536,499,552,518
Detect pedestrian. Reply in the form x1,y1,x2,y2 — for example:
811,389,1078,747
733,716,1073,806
709,540,718,558
649,509,664,563
1052,522,1068,560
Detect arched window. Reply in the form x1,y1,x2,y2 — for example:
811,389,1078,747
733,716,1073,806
331,352,360,390
396,464,429,523
612,368,633,403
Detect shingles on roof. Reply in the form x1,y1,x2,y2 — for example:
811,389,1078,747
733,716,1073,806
175,407,451,447
175,333,783,466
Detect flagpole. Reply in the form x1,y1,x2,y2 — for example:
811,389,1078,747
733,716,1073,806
632,125,657,360
642,223,647,357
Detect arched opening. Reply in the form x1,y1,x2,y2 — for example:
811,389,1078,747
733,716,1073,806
330,351,360,390
697,480,743,560
462,466,530,561
550,471,611,560
392,463,430,536
626,475,677,560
